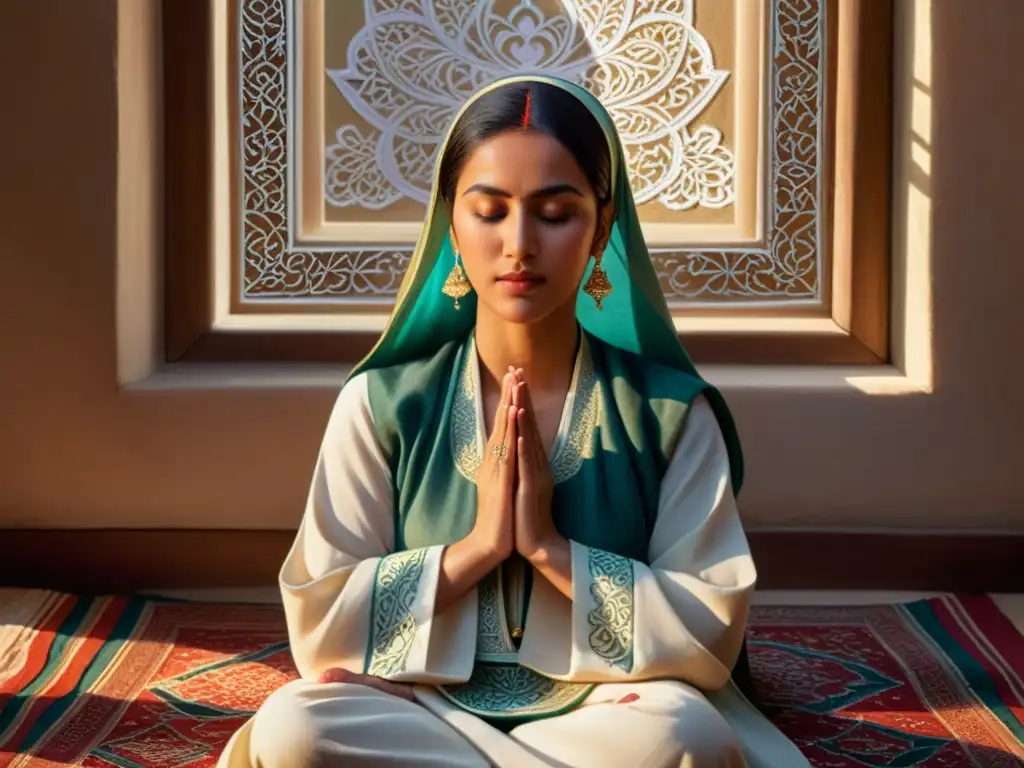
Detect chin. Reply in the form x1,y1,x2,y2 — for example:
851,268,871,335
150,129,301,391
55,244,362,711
495,301,551,325
483,290,573,326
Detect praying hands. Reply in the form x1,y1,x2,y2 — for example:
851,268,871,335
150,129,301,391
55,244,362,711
510,367,574,600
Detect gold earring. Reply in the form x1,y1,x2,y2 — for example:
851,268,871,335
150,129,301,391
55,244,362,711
442,250,472,310
583,255,612,310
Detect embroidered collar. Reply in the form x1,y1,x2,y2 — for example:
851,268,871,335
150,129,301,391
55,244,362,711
451,332,601,485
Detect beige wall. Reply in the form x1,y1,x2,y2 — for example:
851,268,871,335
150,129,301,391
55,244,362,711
1,0,1022,532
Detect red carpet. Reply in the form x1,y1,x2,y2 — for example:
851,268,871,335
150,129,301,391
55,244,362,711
1,594,1022,766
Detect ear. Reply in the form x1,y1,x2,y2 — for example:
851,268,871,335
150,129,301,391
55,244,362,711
449,225,459,252
591,203,614,258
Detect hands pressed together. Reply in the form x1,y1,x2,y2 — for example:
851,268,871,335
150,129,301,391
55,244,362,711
319,368,567,698
475,367,559,565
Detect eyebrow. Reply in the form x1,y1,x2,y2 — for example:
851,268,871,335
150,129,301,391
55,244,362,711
462,183,584,199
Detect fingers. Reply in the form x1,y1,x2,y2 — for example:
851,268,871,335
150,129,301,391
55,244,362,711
487,372,519,476
500,401,517,483
517,425,529,481
492,371,513,444
514,374,546,471
511,367,522,411
318,668,416,702
318,667,349,684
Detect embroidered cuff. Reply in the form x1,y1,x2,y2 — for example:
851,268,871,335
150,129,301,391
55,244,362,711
570,540,635,675
364,545,443,678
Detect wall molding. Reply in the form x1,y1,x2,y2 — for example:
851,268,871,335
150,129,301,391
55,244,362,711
161,0,893,368
1,530,1020,594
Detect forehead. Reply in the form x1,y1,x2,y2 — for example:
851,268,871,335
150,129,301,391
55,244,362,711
455,131,591,193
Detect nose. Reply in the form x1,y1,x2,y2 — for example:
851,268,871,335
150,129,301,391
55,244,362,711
504,205,535,263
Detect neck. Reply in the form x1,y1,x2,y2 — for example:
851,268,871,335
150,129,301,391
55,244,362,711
474,302,580,397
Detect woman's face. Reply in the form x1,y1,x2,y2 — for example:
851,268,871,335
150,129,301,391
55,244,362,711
449,130,610,325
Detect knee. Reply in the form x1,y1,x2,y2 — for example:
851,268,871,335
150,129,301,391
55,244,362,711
674,701,745,767
249,680,322,768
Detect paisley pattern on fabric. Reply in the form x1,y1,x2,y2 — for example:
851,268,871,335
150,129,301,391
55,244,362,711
366,549,428,676
438,664,594,720
587,548,635,671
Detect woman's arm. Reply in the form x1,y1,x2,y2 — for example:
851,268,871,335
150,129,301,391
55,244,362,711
280,374,477,685
435,529,509,613
436,370,520,613
517,395,755,691
521,536,572,599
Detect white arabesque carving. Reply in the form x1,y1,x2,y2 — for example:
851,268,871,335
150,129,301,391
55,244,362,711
238,0,824,303
324,0,734,213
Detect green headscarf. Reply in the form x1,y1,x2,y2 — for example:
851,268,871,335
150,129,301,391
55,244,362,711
348,75,744,492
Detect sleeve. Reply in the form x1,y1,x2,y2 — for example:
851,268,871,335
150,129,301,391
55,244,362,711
279,373,477,684
518,395,755,691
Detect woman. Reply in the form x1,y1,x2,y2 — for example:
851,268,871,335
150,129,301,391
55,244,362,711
218,76,809,768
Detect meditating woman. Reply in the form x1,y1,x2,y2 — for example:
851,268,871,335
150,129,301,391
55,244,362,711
218,76,809,768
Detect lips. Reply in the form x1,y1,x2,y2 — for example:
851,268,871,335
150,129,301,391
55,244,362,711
496,271,545,296
497,271,545,283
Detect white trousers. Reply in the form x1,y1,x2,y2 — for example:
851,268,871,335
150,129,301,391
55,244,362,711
217,679,749,768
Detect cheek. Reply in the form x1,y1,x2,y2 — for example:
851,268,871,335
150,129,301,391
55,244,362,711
451,210,500,265
540,220,597,274
546,220,595,254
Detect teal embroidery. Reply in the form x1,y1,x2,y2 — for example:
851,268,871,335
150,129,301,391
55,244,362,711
587,548,635,671
439,664,593,720
477,570,517,662
365,549,428,676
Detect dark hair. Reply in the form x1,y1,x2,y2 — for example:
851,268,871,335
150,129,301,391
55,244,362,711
438,82,613,210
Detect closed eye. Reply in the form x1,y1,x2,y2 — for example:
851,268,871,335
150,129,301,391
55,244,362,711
474,211,571,225
539,212,571,224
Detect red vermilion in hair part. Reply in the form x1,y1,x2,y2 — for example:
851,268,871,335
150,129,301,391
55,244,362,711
520,89,532,128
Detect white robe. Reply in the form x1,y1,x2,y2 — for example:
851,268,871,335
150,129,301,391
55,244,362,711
217,365,809,768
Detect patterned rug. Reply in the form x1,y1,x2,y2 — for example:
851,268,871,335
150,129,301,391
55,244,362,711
1,592,1022,767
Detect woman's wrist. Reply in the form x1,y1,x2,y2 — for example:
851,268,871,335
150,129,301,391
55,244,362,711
520,532,569,568
466,524,512,570
436,528,508,614
521,533,573,600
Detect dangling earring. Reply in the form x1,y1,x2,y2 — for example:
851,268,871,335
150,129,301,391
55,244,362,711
442,249,472,310
583,254,612,310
